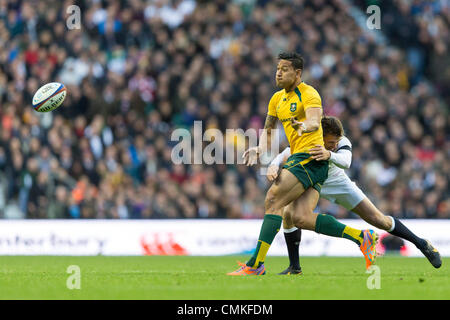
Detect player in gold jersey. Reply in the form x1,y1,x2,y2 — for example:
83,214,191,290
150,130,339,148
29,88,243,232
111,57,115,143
228,53,377,275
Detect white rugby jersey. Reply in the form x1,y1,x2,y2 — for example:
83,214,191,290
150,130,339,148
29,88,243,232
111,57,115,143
270,136,353,186
326,136,352,184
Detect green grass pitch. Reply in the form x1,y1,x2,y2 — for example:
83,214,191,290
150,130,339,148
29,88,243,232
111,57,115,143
0,256,449,300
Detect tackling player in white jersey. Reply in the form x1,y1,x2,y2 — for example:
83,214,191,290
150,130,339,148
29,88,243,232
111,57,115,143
267,116,441,274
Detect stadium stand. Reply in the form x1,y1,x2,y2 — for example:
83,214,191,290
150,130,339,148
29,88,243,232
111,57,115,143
0,0,448,220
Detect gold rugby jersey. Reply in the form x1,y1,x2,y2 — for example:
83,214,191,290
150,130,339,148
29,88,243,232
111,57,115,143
267,82,324,154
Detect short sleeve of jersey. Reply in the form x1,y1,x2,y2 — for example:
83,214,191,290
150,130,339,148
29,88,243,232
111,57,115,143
336,136,352,152
267,91,281,117
303,87,322,110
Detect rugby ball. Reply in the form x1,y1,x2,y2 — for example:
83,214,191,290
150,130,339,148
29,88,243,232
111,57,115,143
32,82,67,112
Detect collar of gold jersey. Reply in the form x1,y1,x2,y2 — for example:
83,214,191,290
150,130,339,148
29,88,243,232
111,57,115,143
276,82,303,112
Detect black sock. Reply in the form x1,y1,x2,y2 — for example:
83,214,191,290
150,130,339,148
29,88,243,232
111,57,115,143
284,228,301,270
390,218,426,249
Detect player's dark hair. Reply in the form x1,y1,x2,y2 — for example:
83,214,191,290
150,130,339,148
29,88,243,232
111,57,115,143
278,52,304,70
321,116,344,137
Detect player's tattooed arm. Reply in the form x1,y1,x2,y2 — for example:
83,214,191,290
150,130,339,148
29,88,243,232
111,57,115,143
260,114,277,152
264,114,277,130
243,114,277,166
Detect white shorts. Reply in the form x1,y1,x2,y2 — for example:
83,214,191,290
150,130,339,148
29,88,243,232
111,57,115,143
320,178,366,211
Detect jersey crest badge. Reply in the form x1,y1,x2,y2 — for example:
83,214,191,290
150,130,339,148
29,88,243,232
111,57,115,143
290,103,297,112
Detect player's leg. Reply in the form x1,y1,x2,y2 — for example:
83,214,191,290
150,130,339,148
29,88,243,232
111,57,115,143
292,187,378,269
228,169,306,275
329,181,392,230
283,153,377,268
282,204,295,229
351,197,442,268
244,169,306,269
279,203,302,275
351,197,392,230
264,168,306,215
291,188,360,244
326,180,441,269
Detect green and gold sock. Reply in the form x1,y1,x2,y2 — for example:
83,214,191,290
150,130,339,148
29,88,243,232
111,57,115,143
314,214,363,245
247,214,282,268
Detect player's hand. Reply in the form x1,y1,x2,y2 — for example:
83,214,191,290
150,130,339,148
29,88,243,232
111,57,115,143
290,118,305,137
266,164,279,182
243,146,261,166
309,145,331,161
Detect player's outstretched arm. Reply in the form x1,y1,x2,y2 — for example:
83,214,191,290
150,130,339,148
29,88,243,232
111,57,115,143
329,148,352,169
328,137,353,168
243,114,277,166
290,107,322,136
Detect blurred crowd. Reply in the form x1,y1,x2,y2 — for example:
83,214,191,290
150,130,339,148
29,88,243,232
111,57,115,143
356,0,450,105
0,0,448,220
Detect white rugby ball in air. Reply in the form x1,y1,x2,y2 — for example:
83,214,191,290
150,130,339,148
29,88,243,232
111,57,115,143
32,82,67,112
